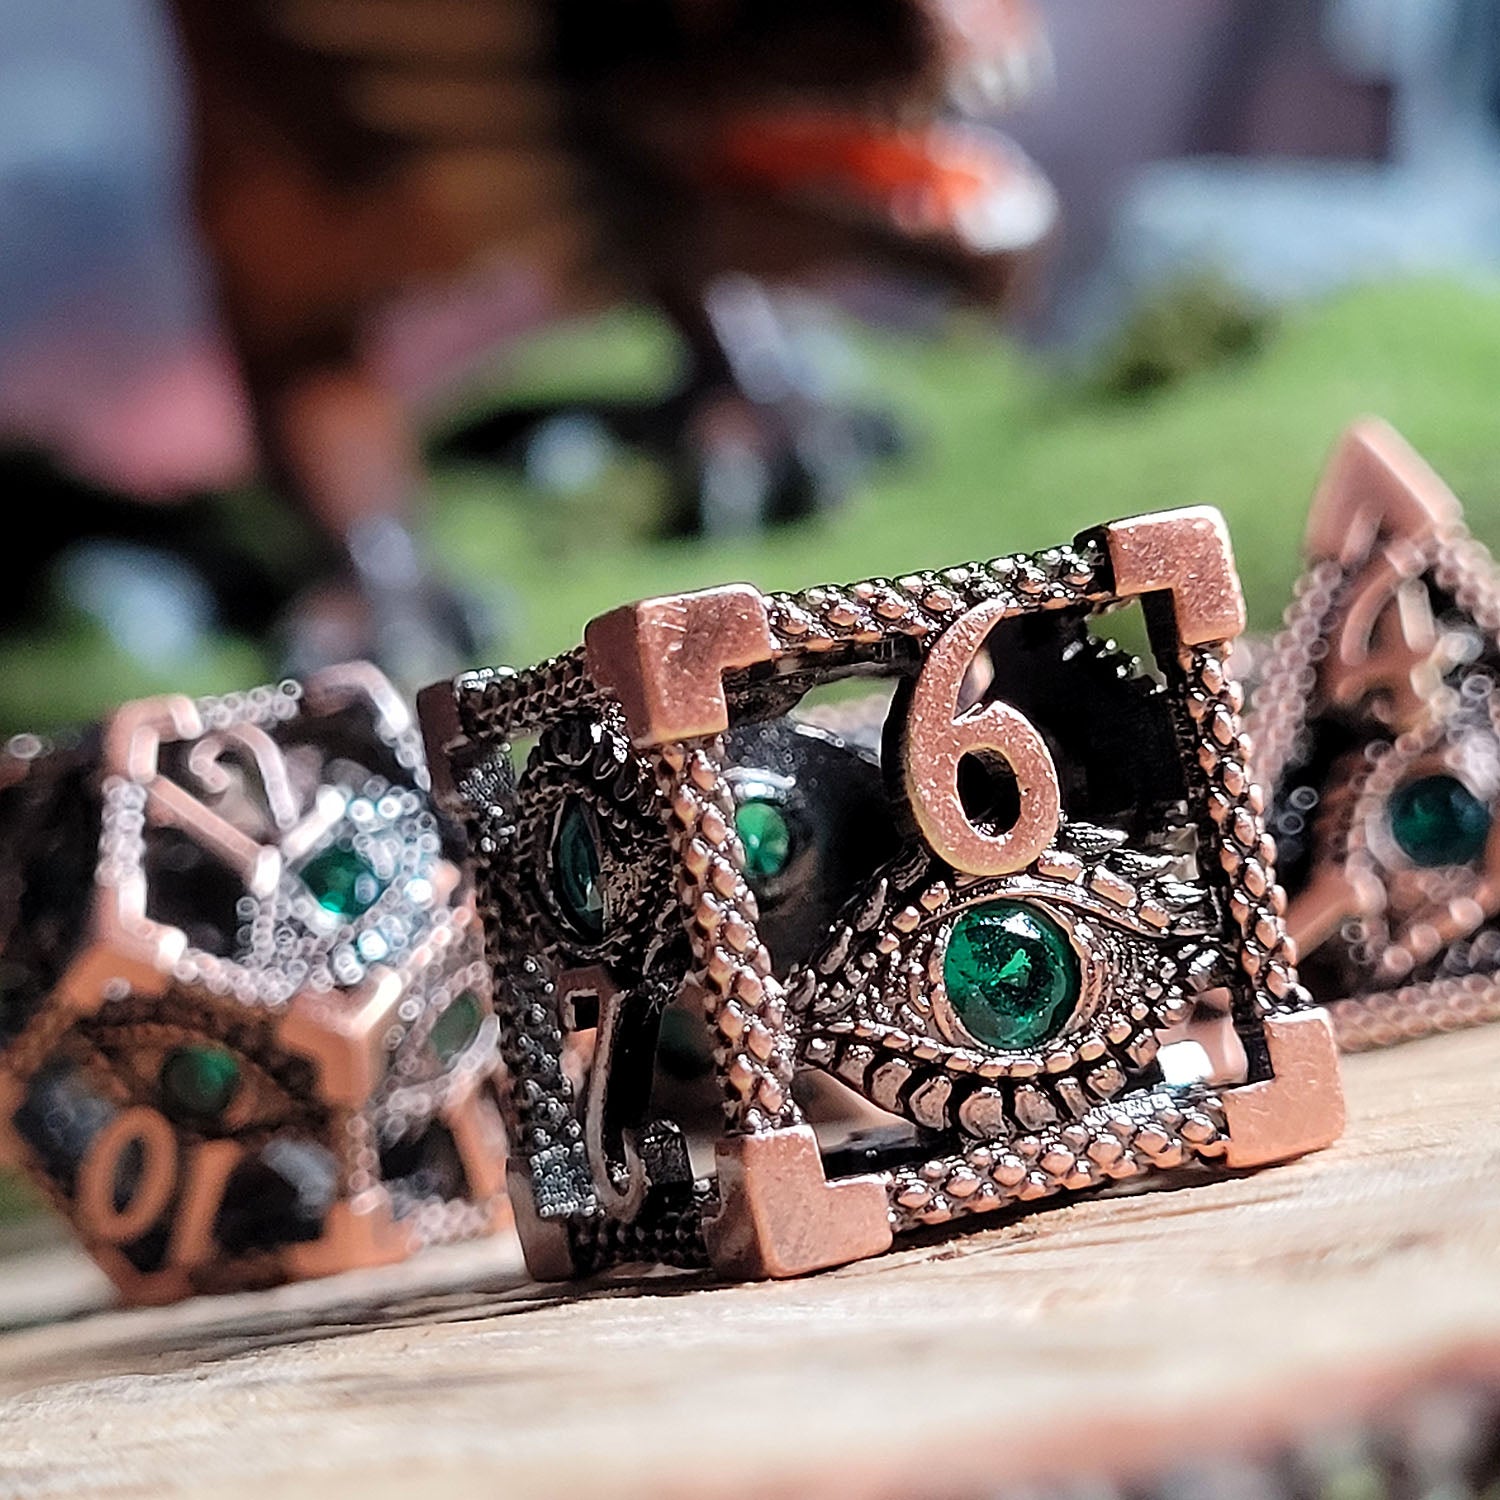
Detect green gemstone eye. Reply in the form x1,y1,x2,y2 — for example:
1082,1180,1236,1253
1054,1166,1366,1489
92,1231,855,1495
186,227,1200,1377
552,801,605,941
160,1044,241,1121
735,799,794,884
301,846,385,919
942,899,1082,1051
1389,774,1491,867
429,990,483,1062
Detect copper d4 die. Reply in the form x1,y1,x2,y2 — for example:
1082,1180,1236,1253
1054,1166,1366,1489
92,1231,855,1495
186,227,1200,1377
0,664,506,1304
1254,420,1500,1050
425,507,1343,1283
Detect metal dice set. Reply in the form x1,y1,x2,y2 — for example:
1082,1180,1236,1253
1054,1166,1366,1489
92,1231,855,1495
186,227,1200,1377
10,416,1495,1298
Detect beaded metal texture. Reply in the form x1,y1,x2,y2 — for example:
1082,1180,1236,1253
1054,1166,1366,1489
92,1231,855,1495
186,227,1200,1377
0,664,506,1303
423,507,1344,1281
1252,420,1500,1052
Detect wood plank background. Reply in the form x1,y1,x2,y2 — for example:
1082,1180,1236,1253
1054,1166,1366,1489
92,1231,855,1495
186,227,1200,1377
0,1025,1497,1500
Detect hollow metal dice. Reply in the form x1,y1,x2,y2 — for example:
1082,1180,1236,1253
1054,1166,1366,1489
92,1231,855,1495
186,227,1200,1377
0,664,506,1303
1253,420,1500,1050
422,507,1344,1282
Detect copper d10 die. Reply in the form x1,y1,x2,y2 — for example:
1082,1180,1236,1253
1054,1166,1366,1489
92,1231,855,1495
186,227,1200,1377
424,509,1344,1283
0,664,506,1304
1253,420,1500,1050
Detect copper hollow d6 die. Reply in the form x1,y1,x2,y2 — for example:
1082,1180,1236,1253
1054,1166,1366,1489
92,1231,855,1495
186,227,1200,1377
423,507,1344,1285
1250,420,1500,1052
0,664,508,1304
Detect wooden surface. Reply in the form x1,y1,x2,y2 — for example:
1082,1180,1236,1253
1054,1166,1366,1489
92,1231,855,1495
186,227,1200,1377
1,1027,1498,1500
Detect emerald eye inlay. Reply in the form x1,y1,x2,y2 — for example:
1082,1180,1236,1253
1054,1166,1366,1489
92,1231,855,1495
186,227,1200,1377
942,899,1081,1050
553,801,605,940
735,799,793,883
301,846,384,919
430,990,483,1062
1389,774,1491,867
160,1044,241,1120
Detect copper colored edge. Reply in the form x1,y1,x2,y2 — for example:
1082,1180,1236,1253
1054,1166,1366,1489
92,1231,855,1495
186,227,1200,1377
303,659,415,743
101,694,201,783
1098,505,1247,647
584,584,775,747
285,1191,413,1279
277,970,405,1110
1304,418,1464,567
704,1124,892,1279
1223,1009,1346,1168
503,1160,577,1280
415,680,465,814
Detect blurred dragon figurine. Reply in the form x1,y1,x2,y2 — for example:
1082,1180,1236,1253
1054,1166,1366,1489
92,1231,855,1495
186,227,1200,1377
166,0,1055,677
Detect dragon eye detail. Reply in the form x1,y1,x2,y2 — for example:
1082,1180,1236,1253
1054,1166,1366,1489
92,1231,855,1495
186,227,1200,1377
793,825,1222,1139
550,800,608,942
508,712,676,974
734,796,797,887
1386,773,1491,868
937,897,1082,1051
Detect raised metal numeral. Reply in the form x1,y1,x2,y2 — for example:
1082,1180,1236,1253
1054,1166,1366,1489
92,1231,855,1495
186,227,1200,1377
902,598,1061,876
77,1107,246,1266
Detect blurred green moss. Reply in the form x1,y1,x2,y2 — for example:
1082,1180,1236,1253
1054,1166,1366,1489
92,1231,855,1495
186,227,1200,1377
0,1169,41,1225
2,276,1498,736
1097,271,1273,396
429,275,1500,668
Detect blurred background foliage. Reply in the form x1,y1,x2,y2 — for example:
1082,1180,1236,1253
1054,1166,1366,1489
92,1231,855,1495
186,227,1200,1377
0,273,1495,731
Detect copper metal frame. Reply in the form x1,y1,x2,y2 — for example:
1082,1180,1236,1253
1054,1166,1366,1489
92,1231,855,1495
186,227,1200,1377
1252,420,1500,1050
0,665,508,1304
425,507,1343,1282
